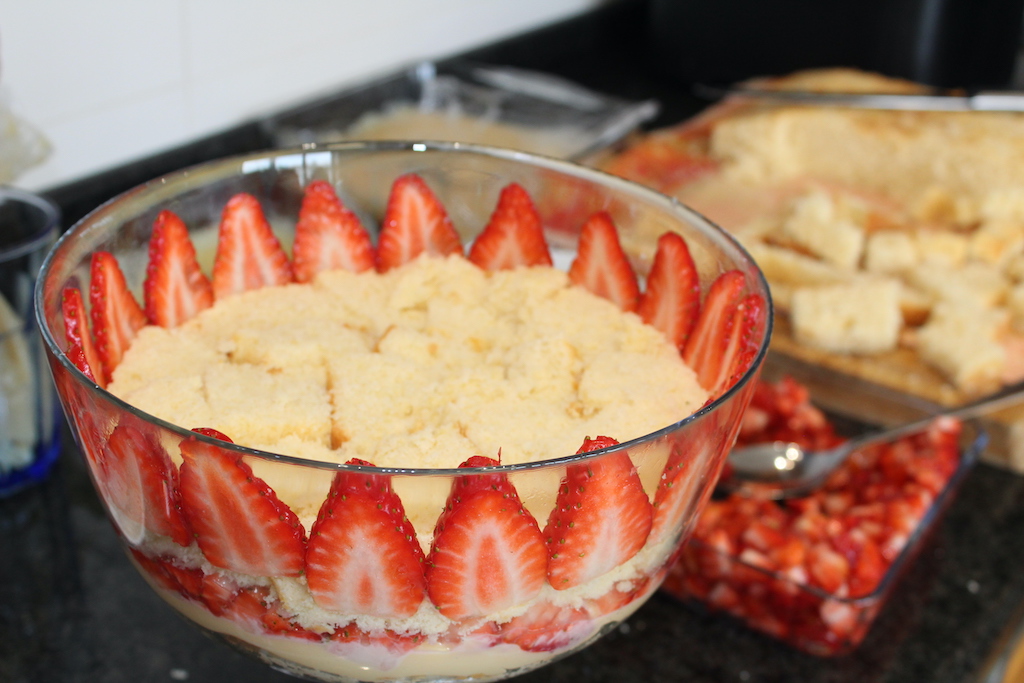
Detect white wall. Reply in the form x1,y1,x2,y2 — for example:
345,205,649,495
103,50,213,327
0,0,601,192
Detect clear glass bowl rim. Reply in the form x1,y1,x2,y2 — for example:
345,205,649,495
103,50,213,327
34,139,774,476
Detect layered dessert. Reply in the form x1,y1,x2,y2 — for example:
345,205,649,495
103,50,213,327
57,174,764,680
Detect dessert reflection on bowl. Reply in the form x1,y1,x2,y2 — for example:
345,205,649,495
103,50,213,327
35,142,771,682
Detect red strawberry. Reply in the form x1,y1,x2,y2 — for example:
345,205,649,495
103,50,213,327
293,180,375,282
722,293,768,392
681,270,745,393
102,421,192,546
567,212,640,312
144,210,214,328
377,174,462,272
61,286,105,387
305,458,426,618
198,571,241,616
212,193,293,299
130,550,204,600
649,440,705,546
90,251,147,381
178,428,306,577
806,543,849,594
544,437,653,590
467,183,552,271
637,231,700,349
328,623,422,659
425,455,547,620
495,601,590,653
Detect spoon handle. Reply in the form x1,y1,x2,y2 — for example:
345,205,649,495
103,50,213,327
842,386,1024,453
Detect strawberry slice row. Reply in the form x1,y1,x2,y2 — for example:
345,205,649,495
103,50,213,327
62,174,764,404
123,431,664,652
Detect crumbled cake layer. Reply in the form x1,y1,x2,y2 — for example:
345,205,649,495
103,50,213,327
110,254,706,471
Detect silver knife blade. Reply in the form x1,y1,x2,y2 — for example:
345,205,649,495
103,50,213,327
694,84,1024,112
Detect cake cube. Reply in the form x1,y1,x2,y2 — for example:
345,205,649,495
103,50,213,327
915,302,1008,395
790,279,902,354
779,191,865,270
907,262,1008,309
864,230,918,274
914,230,969,267
969,219,1024,268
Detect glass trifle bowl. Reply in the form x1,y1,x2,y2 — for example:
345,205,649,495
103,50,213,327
35,141,771,682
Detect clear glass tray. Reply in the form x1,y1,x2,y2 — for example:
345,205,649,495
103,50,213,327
262,60,659,162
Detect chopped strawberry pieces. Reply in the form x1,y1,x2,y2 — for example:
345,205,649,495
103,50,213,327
637,231,701,350
178,428,306,577
61,286,105,387
377,174,463,272
305,458,426,618
425,455,547,620
681,269,746,394
90,251,147,381
212,193,293,299
567,212,640,312
144,210,214,327
544,437,653,590
293,180,376,282
664,377,967,656
103,421,192,546
467,183,552,271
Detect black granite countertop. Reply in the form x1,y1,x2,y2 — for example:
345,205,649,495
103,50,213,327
7,1,1024,681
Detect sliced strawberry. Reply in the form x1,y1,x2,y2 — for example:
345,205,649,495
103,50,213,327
649,441,704,546
681,270,745,393
212,193,293,299
293,180,375,282
130,550,204,599
467,183,552,271
495,601,591,653
61,285,105,387
198,571,240,616
328,623,422,659
637,231,700,350
89,251,147,381
305,458,426,618
144,210,214,327
425,455,547,620
722,293,768,392
178,428,306,577
567,212,640,312
544,437,653,590
103,420,192,546
377,174,462,272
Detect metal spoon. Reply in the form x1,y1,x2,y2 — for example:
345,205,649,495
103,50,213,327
717,387,1024,499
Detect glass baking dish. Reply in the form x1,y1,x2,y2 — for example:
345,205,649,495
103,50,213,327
262,60,659,162
660,379,984,656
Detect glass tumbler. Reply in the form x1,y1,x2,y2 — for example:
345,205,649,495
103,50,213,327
0,187,60,496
